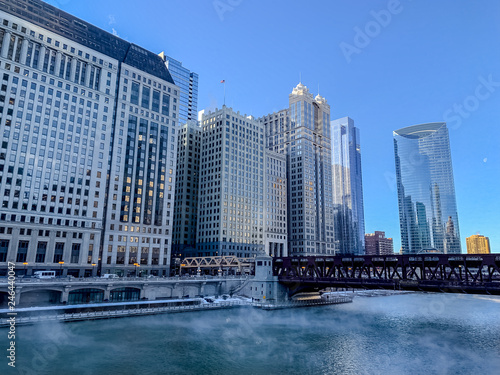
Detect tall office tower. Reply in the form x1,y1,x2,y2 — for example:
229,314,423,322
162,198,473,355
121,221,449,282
394,122,461,254
261,83,335,256
172,120,201,259
0,0,179,277
160,54,198,125
364,231,393,255
331,116,365,255
466,234,491,254
264,150,287,257
197,106,265,257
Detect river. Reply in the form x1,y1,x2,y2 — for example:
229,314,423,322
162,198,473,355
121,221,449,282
6,293,500,375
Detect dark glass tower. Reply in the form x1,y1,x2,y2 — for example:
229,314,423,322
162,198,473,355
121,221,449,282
331,117,365,255
160,54,199,125
394,122,461,254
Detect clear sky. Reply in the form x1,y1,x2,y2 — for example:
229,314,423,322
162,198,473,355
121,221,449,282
48,0,500,253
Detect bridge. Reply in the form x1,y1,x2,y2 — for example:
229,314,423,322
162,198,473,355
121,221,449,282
273,254,500,295
0,276,249,308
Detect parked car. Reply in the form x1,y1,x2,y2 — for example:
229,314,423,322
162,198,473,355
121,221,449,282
101,274,119,279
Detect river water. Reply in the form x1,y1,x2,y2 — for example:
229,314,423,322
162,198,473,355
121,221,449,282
6,293,500,375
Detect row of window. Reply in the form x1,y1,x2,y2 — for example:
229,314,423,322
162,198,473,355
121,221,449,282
0,19,115,69
0,239,85,263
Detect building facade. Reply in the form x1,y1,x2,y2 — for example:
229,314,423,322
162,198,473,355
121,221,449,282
264,150,287,257
466,234,491,254
261,83,335,256
172,120,201,259
394,122,461,254
365,231,393,255
101,53,179,277
0,0,179,276
197,106,265,257
331,116,365,255
161,54,198,125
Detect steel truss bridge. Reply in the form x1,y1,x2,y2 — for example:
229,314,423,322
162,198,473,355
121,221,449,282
180,256,255,275
273,254,500,295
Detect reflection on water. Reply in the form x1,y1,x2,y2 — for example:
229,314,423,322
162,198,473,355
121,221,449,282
7,293,500,375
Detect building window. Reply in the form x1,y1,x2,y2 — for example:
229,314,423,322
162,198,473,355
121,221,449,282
35,241,47,263
16,240,28,262
71,243,81,263
131,81,140,105
141,86,150,109
0,239,9,262
53,242,64,263
161,94,170,116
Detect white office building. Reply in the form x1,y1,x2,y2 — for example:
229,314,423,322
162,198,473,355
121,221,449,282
0,0,179,276
197,106,265,257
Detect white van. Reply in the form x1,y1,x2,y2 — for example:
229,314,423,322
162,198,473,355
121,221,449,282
33,271,56,279
101,274,119,279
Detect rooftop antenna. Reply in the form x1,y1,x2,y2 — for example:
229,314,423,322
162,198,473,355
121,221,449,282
299,72,301,84
318,83,320,96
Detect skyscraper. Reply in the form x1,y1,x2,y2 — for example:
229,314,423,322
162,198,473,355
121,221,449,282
264,150,287,257
0,0,179,277
466,234,491,254
393,122,461,254
261,83,335,256
160,54,198,125
197,106,265,257
331,116,365,254
172,120,201,258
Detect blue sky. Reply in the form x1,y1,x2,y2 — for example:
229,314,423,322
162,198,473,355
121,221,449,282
49,0,500,253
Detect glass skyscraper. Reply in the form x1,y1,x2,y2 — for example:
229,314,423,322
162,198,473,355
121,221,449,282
331,117,365,255
394,122,461,254
161,54,198,125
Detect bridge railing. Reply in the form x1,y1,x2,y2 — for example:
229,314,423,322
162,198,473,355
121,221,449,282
0,274,249,285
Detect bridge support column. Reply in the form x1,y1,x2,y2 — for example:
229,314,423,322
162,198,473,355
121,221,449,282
14,287,22,306
104,287,111,301
199,281,206,296
140,286,147,300
61,287,70,304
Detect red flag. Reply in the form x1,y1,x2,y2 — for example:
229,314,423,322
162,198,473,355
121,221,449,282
220,80,225,83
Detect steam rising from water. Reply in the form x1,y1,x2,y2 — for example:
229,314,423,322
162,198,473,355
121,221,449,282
8,293,500,375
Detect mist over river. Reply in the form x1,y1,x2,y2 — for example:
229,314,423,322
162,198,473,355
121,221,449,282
6,293,500,375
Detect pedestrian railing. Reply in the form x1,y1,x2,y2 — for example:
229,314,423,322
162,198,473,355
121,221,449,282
0,300,249,326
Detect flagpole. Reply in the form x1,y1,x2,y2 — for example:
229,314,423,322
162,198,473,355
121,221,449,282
224,81,226,106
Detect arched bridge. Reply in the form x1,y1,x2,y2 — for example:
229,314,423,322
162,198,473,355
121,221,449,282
273,254,500,295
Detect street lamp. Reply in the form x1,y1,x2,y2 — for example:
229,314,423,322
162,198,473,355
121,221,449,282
134,262,140,277
23,262,28,276
58,261,64,277
91,263,97,277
